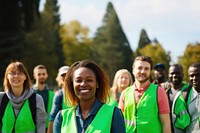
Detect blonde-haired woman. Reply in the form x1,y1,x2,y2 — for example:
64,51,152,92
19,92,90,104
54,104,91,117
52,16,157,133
108,69,133,107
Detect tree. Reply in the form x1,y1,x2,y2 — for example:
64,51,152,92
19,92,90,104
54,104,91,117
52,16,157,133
22,0,64,86
0,0,40,31
178,42,200,81
135,29,151,56
91,2,133,81
42,0,65,67
0,0,40,90
139,43,171,79
60,20,92,66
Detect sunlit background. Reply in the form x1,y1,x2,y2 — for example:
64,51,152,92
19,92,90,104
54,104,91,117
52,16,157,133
40,0,200,63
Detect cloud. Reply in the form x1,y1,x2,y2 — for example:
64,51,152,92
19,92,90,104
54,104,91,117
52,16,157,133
57,0,200,63
59,1,103,34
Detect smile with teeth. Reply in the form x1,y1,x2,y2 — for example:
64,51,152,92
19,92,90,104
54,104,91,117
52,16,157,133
79,89,90,93
13,79,21,83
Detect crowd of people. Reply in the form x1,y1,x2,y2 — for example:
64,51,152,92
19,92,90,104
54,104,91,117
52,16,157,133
0,56,199,133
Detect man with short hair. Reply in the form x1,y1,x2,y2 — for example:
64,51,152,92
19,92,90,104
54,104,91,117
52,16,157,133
118,56,171,133
153,63,169,89
167,64,189,133
172,63,200,133
187,63,200,132
32,65,54,132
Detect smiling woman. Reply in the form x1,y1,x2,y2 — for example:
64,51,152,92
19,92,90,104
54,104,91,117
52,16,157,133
53,59,126,133
0,61,46,133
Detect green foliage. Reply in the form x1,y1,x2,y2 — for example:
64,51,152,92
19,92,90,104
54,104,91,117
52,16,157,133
42,0,64,67
60,21,92,66
0,32,27,90
140,43,171,79
0,0,40,88
23,0,64,86
135,29,151,56
0,0,40,31
91,2,133,81
178,42,200,81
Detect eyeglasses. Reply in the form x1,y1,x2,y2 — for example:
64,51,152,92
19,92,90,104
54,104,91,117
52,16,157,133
8,72,24,76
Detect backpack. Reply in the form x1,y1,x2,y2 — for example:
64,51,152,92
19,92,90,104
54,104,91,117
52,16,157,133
0,93,36,130
181,84,192,103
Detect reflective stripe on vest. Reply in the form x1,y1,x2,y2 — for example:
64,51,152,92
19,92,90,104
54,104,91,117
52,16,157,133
2,100,35,133
172,85,191,130
61,104,115,133
124,84,162,133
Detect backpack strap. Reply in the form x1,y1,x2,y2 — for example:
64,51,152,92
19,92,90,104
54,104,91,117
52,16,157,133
28,93,36,126
0,93,9,130
181,84,192,102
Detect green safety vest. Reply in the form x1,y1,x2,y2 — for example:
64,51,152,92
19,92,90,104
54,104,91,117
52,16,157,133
62,92,71,109
124,84,162,133
107,96,118,107
172,84,191,131
61,104,115,133
2,100,35,133
46,91,54,127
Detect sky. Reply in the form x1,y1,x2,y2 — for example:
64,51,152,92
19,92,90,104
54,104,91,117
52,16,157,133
41,0,200,63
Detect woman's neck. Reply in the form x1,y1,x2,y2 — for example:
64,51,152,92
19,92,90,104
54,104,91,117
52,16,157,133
79,98,95,120
11,87,24,98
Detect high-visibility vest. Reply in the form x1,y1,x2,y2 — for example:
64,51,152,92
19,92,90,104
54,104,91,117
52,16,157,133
172,84,191,131
2,100,35,133
46,91,54,127
124,84,162,133
61,104,115,133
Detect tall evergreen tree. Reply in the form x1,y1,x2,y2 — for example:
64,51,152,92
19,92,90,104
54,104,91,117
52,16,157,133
135,29,151,56
0,0,40,90
23,0,64,85
91,2,133,81
42,0,65,67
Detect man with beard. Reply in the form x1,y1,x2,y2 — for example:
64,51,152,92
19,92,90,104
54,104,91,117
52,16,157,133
166,64,189,133
152,63,169,90
118,56,171,133
32,65,54,132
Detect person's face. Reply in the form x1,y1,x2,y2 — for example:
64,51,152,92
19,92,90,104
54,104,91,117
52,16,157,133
188,66,200,91
7,70,26,89
133,60,151,83
154,67,165,80
73,67,98,102
34,69,48,84
168,66,183,86
56,75,64,88
117,73,130,92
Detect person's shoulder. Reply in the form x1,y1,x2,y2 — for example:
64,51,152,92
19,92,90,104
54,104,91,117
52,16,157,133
124,85,133,92
53,89,64,101
48,89,54,94
61,107,76,115
160,81,171,91
0,91,5,96
35,93,43,100
31,84,37,89
55,89,63,95
0,92,6,102
157,85,168,96
152,79,158,84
